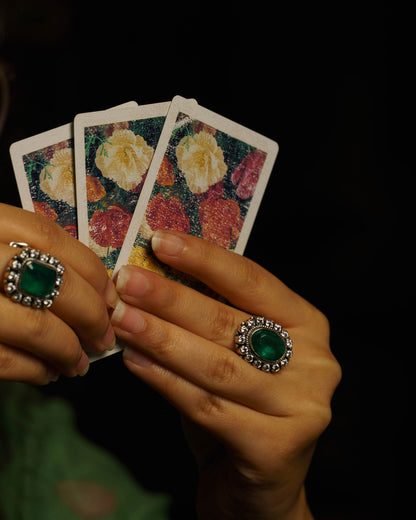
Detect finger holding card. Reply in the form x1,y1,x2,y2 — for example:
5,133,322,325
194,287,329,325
9,101,139,240
0,204,118,384
115,96,278,286
74,101,170,276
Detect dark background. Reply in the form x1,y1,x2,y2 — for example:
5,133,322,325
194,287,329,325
0,1,408,518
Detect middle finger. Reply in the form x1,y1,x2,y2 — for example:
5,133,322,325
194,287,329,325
115,265,247,347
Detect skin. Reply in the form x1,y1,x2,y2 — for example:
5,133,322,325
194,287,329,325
111,229,342,520
0,204,118,383
0,205,341,518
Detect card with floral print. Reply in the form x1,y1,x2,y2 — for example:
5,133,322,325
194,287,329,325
10,123,79,238
115,95,279,284
74,101,170,276
9,102,138,240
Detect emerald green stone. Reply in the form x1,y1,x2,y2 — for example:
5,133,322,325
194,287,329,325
251,329,286,362
19,260,57,298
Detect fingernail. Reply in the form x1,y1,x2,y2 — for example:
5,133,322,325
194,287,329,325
102,322,116,351
76,351,90,377
47,368,60,383
151,230,185,256
116,266,150,297
111,300,146,334
104,278,120,309
123,346,153,367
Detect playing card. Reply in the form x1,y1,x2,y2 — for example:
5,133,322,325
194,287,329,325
74,101,170,275
10,123,78,237
9,102,138,239
115,95,278,284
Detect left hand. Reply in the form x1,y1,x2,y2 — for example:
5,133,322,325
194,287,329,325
111,230,341,520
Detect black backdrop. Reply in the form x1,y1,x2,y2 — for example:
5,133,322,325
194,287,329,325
0,1,408,518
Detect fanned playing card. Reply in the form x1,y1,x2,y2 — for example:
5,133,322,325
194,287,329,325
74,101,170,275
10,123,78,237
115,96,278,284
9,102,138,239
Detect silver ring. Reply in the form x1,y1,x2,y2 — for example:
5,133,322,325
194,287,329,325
235,316,293,373
3,242,65,309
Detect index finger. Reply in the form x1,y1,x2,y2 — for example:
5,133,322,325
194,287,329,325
0,204,112,299
150,229,323,328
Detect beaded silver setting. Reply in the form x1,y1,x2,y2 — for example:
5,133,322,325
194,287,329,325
3,242,65,309
235,316,293,373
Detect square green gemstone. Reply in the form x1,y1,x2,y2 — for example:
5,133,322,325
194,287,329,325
19,260,57,298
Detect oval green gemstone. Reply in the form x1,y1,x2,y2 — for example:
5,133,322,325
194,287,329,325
19,260,57,298
250,329,286,362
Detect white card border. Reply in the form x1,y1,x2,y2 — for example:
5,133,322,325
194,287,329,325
10,123,73,213
115,95,278,274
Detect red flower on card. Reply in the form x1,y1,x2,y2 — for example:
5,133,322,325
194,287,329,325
199,198,243,248
232,149,266,200
33,201,58,221
89,205,132,248
157,156,175,186
146,193,190,233
86,174,106,202
63,224,78,238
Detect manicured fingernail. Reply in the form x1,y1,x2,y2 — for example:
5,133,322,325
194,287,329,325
76,351,90,377
123,346,153,367
104,278,120,309
151,230,185,256
111,300,146,334
116,266,150,297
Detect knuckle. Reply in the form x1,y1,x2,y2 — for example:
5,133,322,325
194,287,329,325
33,215,65,252
25,309,48,342
209,305,239,344
146,321,176,359
0,346,15,376
238,256,263,292
205,350,240,386
193,392,225,425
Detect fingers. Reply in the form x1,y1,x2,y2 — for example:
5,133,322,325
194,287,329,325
0,243,116,353
112,303,297,417
0,296,89,380
0,204,111,298
115,264,247,348
150,230,321,328
0,206,119,382
0,341,60,385
122,349,286,467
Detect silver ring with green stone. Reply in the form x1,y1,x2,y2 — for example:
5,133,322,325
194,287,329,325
235,316,293,373
3,242,65,309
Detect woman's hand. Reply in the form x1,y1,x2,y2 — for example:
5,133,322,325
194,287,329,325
0,203,118,384
111,229,342,520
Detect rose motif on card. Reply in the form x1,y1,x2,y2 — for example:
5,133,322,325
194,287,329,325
146,193,190,233
39,148,75,206
95,129,154,191
199,198,243,248
176,131,227,194
89,205,132,248
232,149,266,200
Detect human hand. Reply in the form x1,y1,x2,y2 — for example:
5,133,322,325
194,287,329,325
0,203,118,384
111,229,341,520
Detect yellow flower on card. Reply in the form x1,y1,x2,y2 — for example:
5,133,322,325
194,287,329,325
40,147,75,206
176,131,227,193
128,245,165,275
95,129,154,191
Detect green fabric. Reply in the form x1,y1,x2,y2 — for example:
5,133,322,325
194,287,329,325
0,383,170,519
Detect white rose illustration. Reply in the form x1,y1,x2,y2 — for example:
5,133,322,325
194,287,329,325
95,129,154,191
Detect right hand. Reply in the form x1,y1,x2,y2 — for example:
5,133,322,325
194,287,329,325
0,203,118,384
